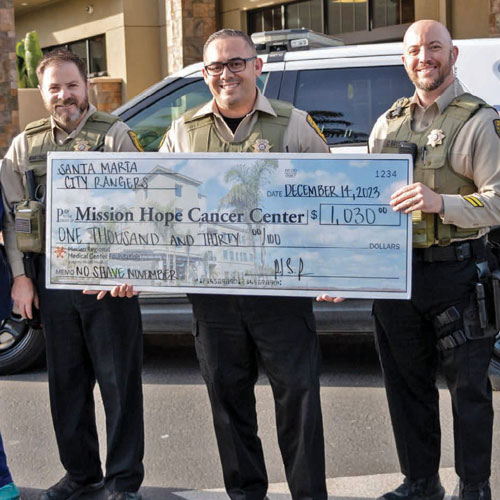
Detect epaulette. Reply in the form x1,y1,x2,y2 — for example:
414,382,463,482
386,97,411,120
450,93,488,111
24,117,51,136
87,111,120,125
267,98,294,119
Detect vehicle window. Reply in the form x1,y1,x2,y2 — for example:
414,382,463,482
293,65,414,146
126,73,270,152
126,79,211,151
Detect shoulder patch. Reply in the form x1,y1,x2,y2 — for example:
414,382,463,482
158,127,170,151
463,195,484,208
386,97,411,119
494,119,500,139
306,114,327,143
127,130,143,152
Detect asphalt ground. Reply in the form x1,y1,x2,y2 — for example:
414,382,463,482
1,336,499,500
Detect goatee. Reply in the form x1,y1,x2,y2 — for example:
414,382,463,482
52,97,89,127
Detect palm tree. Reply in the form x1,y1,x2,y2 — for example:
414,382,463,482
219,159,278,272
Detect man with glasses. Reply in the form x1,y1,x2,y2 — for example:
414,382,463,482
160,29,329,500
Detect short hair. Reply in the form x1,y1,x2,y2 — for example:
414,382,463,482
203,29,257,60
36,49,87,84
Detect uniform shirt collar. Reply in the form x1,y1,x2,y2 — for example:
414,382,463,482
409,80,465,114
192,88,277,120
51,103,97,143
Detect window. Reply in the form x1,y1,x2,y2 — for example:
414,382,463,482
126,79,212,152
88,36,107,74
372,0,414,29
175,184,183,197
126,73,269,152
328,0,368,34
293,65,414,146
248,0,323,33
248,0,414,39
44,35,107,77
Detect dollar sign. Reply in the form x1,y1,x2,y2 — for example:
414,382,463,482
310,210,317,220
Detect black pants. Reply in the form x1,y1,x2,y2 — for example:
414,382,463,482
190,294,327,500
373,257,494,483
36,259,144,492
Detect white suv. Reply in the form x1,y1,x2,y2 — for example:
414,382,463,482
3,31,499,374
113,30,500,339
117,31,500,154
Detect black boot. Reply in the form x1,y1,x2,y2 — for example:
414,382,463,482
378,474,445,500
459,480,491,500
39,474,104,500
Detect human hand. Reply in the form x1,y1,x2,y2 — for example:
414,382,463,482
316,294,345,303
12,275,39,319
390,182,443,214
83,283,137,300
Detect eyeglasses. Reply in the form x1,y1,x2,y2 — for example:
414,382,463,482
204,57,257,76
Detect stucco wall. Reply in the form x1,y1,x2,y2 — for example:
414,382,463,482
15,0,163,101
452,0,490,38
0,0,18,157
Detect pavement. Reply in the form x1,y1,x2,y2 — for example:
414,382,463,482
17,468,462,500
3,338,498,500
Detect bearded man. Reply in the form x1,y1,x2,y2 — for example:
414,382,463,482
369,20,500,500
1,50,144,500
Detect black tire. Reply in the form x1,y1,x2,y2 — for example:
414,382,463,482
489,334,500,391
0,315,45,375
489,357,500,391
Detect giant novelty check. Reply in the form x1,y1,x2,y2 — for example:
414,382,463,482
46,152,413,299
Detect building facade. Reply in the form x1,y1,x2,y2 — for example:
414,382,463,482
12,0,500,103
1,0,18,156
1,0,499,157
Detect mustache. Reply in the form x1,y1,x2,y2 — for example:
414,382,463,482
54,98,78,107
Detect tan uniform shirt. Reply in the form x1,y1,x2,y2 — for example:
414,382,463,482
160,89,329,154
1,103,140,277
369,81,500,233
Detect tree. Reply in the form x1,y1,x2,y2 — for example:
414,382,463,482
219,159,278,271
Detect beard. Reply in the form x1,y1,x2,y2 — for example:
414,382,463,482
51,97,89,128
410,52,454,92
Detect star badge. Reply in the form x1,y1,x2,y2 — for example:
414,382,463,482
54,246,66,258
427,129,445,147
252,139,271,153
74,140,91,152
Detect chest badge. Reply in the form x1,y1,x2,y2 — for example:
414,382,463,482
252,139,271,153
427,129,445,147
74,140,91,152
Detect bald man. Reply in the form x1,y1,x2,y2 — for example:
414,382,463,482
369,20,500,500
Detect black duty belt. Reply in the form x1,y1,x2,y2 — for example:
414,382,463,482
413,236,486,263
